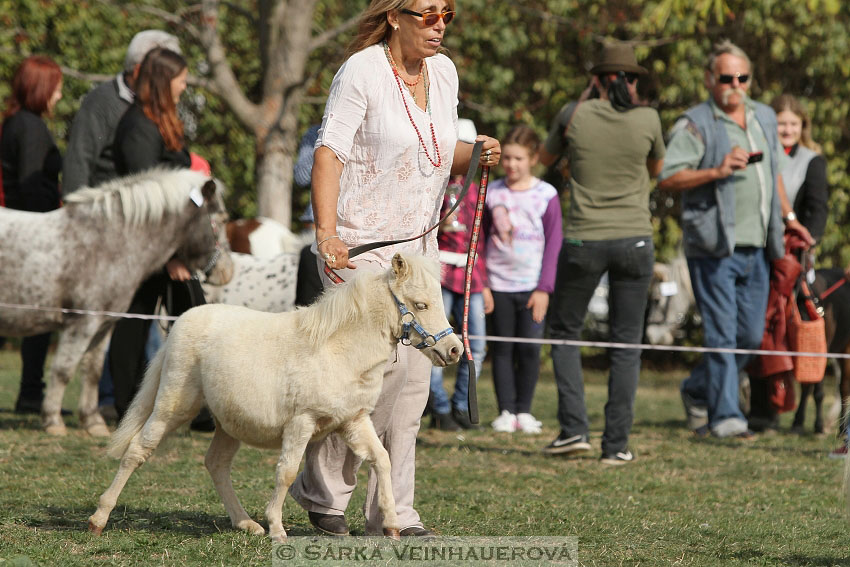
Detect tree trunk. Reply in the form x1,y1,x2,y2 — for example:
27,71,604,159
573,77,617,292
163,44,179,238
256,128,297,226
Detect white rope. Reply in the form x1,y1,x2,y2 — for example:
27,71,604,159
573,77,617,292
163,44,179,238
468,334,850,359
0,302,178,322
2,300,846,359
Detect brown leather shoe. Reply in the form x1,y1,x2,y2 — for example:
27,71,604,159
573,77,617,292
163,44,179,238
399,525,437,538
308,512,349,536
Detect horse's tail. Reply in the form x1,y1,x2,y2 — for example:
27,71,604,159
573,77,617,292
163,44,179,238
107,347,166,459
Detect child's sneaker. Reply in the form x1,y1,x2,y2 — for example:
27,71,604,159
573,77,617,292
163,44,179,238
516,413,543,434
491,410,518,433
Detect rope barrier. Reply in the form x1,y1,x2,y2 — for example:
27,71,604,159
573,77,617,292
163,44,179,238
3,300,847,360
0,302,179,322
467,334,850,359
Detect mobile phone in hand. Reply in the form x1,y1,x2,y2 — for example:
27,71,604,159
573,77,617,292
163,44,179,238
747,152,764,164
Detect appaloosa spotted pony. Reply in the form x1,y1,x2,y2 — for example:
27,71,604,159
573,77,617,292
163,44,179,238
0,168,233,436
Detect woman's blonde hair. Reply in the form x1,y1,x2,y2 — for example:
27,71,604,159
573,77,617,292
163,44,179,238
347,0,456,57
771,94,822,154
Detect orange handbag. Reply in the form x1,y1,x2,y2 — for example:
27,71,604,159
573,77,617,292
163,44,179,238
787,282,827,383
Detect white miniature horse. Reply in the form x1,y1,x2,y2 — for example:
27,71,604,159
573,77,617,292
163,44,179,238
89,253,463,541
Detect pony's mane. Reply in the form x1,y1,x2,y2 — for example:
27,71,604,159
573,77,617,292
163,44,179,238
63,168,209,226
297,255,440,346
298,269,382,346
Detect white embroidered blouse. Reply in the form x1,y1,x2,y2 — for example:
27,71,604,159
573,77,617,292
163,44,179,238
316,43,459,267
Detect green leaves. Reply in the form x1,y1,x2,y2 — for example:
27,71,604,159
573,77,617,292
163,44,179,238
2,0,848,266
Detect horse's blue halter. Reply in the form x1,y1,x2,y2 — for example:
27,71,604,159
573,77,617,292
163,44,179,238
391,291,454,350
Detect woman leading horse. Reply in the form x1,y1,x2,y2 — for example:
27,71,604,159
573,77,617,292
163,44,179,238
289,0,500,537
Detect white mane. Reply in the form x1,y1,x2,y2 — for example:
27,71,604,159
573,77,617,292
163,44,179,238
297,255,441,347
298,270,381,346
63,168,210,226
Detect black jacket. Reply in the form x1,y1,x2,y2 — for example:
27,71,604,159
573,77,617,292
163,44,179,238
113,103,190,175
0,109,62,212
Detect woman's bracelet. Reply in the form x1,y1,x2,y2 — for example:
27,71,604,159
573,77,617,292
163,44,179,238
317,234,340,248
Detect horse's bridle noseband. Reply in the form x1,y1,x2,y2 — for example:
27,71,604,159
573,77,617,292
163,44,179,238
390,291,454,349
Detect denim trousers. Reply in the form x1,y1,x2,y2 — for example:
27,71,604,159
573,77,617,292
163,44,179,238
548,236,654,454
429,289,485,415
682,247,769,430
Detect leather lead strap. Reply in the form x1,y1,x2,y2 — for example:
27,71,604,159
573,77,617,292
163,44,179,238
462,164,489,425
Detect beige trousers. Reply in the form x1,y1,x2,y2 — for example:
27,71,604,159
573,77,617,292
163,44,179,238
289,257,432,533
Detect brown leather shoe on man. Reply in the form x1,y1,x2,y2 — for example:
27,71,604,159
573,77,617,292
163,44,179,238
308,511,349,536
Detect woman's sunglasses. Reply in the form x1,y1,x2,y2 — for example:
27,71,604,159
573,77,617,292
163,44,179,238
400,8,456,27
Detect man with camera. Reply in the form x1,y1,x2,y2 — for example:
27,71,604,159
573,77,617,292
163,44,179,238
657,40,812,439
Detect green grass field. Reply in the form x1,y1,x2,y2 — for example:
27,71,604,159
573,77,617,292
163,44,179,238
0,347,847,566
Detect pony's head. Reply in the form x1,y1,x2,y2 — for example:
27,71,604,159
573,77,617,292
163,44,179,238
388,253,463,367
175,177,234,285
63,168,235,285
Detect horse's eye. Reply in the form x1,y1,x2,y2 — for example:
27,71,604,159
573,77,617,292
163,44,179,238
415,302,427,310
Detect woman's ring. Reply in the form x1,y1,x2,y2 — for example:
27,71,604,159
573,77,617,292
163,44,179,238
485,149,492,157
324,252,336,265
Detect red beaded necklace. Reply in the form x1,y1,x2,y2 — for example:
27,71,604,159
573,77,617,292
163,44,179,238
384,42,442,169
399,60,424,88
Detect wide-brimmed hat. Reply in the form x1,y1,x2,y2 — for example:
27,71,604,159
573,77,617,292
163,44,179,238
590,43,647,76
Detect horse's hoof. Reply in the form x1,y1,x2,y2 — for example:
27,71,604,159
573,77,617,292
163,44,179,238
86,424,111,438
237,519,265,536
88,520,104,536
383,528,401,540
45,424,67,436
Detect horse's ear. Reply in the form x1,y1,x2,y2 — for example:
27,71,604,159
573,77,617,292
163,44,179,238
201,179,217,202
392,253,410,282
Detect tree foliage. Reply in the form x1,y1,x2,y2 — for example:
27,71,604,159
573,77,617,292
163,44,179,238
1,0,847,267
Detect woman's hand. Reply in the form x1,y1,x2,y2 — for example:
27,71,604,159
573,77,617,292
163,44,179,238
316,232,355,271
483,288,494,314
526,290,549,323
166,258,192,281
477,135,501,168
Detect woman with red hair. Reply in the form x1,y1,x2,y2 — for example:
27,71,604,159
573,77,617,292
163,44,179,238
0,55,63,413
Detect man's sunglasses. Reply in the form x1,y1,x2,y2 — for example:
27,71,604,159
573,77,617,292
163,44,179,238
717,73,749,84
400,8,456,27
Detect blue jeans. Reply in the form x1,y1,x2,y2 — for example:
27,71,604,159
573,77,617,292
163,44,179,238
548,236,654,454
683,247,769,431
429,289,485,415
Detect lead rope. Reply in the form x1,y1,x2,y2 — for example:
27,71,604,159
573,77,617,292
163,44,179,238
462,164,489,425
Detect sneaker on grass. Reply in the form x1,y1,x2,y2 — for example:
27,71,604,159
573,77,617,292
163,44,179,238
542,432,591,455
828,445,848,459
516,413,542,434
600,449,634,465
681,389,708,431
491,410,518,433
